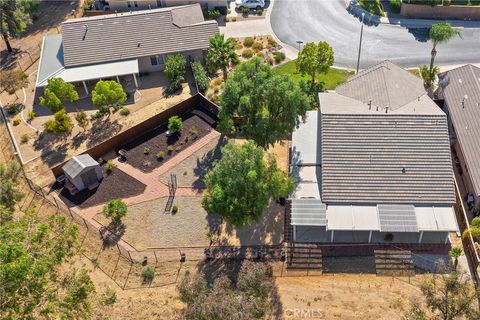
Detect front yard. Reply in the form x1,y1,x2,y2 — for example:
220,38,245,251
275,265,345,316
272,59,354,90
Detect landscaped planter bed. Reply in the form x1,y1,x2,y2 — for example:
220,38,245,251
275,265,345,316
120,110,215,172
60,167,146,208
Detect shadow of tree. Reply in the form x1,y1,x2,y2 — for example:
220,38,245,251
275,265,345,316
100,221,126,249
191,135,228,189
33,131,69,166
87,118,123,148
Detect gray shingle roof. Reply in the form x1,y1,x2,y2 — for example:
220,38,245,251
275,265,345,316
63,154,99,179
439,64,480,197
336,60,427,111
61,4,218,67
320,113,455,205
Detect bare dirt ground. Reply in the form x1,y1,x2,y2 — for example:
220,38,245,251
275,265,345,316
276,274,426,320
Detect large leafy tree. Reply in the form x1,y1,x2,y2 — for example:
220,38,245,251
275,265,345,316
219,58,310,149
0,0,31,52
0,209,96,319
296,41,334,90
39,78,79,113
92,80,127,116
202,141,294,227
206,34,239,80
429,23,461,77
404,265,479,320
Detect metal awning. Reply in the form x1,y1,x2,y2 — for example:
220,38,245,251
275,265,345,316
290,199,326,226
378,204,418,232
36,34,139,87
326,205,380,231
415,206,458,232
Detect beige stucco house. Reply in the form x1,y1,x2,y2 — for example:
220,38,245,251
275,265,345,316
36,4,219,94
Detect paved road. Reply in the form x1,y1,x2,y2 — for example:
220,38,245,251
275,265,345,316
270,0,480,69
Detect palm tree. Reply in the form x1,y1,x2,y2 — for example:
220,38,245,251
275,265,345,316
449,247,462,271
429,23,461,76
206,34,239,80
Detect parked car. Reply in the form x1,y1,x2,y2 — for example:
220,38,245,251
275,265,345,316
235,0,265,11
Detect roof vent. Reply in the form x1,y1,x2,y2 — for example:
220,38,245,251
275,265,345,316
459,78,462,84
402,167,406,174
368,100,372,110
385,107,388,114
137,42,141,47
82,24,88,41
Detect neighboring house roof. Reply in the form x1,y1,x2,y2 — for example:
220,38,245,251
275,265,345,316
439,64,480,196
63,154,100,179
320,113,455,205
61,4,219,67
336,60,427,112
36,34,139,87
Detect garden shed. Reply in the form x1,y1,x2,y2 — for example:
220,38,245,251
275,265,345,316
63,154,103,195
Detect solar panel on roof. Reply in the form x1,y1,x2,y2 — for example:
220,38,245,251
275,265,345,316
378,204,418,232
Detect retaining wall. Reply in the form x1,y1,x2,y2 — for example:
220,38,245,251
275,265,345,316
401,3,480,19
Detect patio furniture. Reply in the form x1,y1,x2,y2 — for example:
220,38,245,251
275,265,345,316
118,149,127,161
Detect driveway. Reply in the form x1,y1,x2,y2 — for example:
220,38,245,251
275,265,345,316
270,0,480,68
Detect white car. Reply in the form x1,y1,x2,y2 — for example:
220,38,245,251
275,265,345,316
235,0,265,11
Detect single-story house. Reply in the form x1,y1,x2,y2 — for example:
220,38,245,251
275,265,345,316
63,154,104,195
438,64,480,210
290,61,458,245
36,4,219,94
95,0,227,11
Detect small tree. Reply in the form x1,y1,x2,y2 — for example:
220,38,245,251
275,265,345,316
75,109,89,131
164,54,187,93
404,264,480,320
40,78,79,113
103,199,128,224
142,266,154,283
206,34,239,80
449,247,462,271
92,80,127,116
463,216,480,240
44,109,73,134
202,141,294,227
420,65,439,87
0,70,28,97
0,1,31,52
168,115,183,133
296,41,334,90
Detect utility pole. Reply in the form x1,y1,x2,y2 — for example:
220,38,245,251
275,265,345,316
356,12,365,74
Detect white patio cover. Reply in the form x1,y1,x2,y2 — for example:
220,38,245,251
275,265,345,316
415,206,458,232
326,205,380,231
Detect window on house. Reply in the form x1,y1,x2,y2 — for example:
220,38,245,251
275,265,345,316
150,55,164,66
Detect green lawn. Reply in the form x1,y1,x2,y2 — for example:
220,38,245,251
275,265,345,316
272,60,354,90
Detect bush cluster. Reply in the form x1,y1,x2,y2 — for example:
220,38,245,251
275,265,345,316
242,49,253,59
191,60,209,94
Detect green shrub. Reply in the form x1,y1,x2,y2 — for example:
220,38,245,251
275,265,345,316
105,159,114,173
267,37,277,47
252,42,263,52
389,0,401,13
274,51,286,64
6,103,24,115
156,151,165,160
44,109,73,134
242,49,254,59
212,77,224,86
142,266,154,283
20,134,29,144
12,118,20,126
256,52,265,58
165,54,187,93
144,147,150,155
190,127,198,136
243,37,254,47
242,6,249,15
215,6,228,15
167,145,174,153
27,110,36,121
191,60,209,94
268,58,274,66
168,116,183,133
119,107,130,116
203,9,221,20
172,204,178,214
235,44,243,50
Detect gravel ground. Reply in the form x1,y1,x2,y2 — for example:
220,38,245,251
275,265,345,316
159,135,227,189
